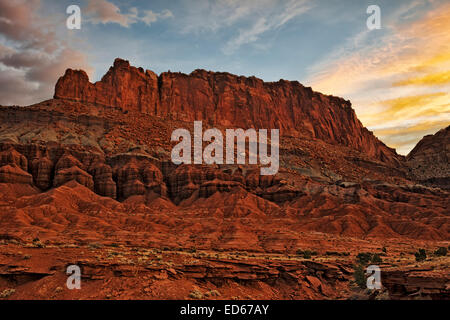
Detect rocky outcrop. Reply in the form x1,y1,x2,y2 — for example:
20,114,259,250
0,164,33,184
54,59,160,114
407,126,449,189
52,153,94,189
55,153,83,172
382,268,450,300
89,163,117,199
111,154,166,200
0,148,28,171
31,156,53,190
54,166,94,190
54,58,400,165
167,164,238,203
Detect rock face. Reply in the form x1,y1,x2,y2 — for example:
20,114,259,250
0,148,28,171
54,58,399,165
167,164,234,203
382,268,450,300
31,156,53,190
54,166,94,190
407,126,449,189
110,154,166,200
89,163,117,199
0,164,33,184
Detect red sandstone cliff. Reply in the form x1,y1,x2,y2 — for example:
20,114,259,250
54,58,400,165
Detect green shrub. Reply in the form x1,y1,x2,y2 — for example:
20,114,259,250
356,252,372,265
434,247,447,257
303,250,312,259
414,249,427,262
296,249,316,259
353,264,366,289
371,253,382,264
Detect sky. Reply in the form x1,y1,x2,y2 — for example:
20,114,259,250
0,0,449,155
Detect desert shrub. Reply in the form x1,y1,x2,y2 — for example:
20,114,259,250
208,290,221,297
356,252,372,265
189,290,203,299
371,253,382,264
32,238,45,248
0,288,15,298
326,251,350,257
353,264,366,289
296,249,316,259
414,249,427,262
434,247,447,257
88,242,102,249
303,250,312,259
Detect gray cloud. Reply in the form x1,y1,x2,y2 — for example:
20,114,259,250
0,0,92,106
85,0,173,27
174,0,312,54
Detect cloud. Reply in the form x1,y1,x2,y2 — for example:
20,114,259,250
141,9,173,26
175,0,311,54
364,93,448,125
179,0,271,34
222,0,311,54
305,1,450,155
85,0,173,27
393,70,450,86
85,0,133,27
0,0,92,106
0,0,58,53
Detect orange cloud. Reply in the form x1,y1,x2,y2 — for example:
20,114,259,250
361,92,449,127
411,53,450,72
393,70,450,86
